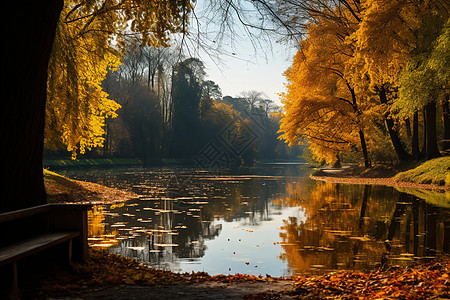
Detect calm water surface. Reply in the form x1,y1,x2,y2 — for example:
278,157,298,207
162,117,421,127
59,164,450,277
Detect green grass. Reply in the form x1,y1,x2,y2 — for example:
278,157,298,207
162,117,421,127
43,158,143,167
394,157,450,187
43,169,83,190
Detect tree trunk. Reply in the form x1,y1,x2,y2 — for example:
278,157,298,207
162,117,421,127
412,111,421,159
442,94,450,153
345,81,371,168
359,129,371,168
423,101,441,159
2,1,63,213
378,87,412,162
405,117,412,138
333,153,341,168
422,108,427,155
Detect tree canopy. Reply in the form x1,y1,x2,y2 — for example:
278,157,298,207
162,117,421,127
278,0,450,166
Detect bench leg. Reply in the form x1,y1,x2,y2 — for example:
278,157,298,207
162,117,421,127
68,239,73,266
9,262,20,300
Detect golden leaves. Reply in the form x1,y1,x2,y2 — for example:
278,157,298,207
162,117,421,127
280,0,450,164
46,2,122,157
288,258,450,299
45,0,192,157
279,17,361,164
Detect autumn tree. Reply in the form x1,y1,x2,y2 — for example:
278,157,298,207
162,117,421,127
397,18,450,156
273,0,449,164
200,80,222,120
3,0,191,213
101,43,163,162
45,3,121,159
241,90,265,113
279,3,371,167
350,0,450,160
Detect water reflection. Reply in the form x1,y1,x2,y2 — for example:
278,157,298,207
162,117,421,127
59,166,449,276
277,181,450,274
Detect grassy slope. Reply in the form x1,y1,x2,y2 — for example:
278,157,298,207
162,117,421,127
394,157,450,187
44,169,97,203
43,169,138,203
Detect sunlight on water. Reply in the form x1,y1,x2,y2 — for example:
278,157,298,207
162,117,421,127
60,165,450,277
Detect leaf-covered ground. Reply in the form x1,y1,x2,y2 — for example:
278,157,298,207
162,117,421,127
26,250,449,299
44,169,139,204
286,259,450,299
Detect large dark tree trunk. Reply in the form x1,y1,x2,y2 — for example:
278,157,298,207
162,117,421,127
378,87,412,162
422,108,427,155
2,1,63,213
359,129,371,169
423,100,441,159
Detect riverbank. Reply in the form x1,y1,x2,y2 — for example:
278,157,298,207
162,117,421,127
311,157,450,191
44,169,139,204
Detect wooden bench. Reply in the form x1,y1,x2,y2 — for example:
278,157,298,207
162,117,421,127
0,203,91,299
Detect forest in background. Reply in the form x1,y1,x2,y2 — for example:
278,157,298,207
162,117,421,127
44,37,300,166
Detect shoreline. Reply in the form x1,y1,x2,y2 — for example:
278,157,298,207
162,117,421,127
45,170,140,204
32,250,450,299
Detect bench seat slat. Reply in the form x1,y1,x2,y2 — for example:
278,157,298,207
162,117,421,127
0,232,79,266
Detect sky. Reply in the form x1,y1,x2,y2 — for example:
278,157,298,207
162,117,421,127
202,44,294,106
187,0,296,106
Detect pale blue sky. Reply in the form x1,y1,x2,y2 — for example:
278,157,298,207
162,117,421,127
189,0,296,106
203,44,293,105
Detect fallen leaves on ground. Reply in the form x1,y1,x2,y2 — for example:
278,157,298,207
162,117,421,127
32,250,449,300
45,174,139,204
285,257,450,299
33,249,282,297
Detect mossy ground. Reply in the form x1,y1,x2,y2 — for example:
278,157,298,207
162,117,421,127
394,157,450,187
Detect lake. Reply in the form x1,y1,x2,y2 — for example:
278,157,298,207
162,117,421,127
58,164,450,277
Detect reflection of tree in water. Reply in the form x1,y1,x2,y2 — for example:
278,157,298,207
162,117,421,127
383,194,449,259
88,167,288,270
88,204,120,248
100,196,223,270
277,181,450,275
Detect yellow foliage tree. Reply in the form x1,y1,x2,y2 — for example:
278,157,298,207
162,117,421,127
279,6,371,166
45,0,191,158
45,4,121,157
280,0,449,164
349,0,450,159
5,0,192,212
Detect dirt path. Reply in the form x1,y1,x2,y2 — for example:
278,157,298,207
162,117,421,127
50,281,295,299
